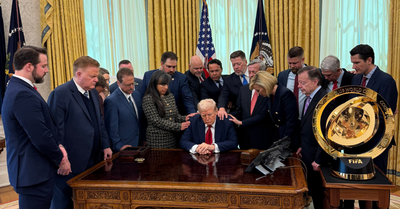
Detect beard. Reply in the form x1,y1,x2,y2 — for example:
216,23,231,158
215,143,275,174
32,68,45,83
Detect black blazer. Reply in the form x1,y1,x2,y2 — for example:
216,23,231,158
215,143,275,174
329,69,354,105
185,70,204,110
299,87,330,168
268,84,299,143
218,72,243,110
231,84,274,150
200,76,225,104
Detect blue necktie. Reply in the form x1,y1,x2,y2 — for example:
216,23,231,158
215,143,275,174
128,96,138,119
242,74,248,85
83,91,89,99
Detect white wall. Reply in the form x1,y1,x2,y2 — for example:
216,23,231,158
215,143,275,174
0,0,46,187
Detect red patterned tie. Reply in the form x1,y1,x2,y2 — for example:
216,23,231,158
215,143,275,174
250,91,258,115
205,125,212,145
199,76,204,82
332,80,338,90
361,77,367,87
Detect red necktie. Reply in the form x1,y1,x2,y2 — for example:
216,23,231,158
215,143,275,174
199,76,204,82
205,125,212,144
332,80,338,90
293,74,299,105
250,91,258,115
361,77,367,87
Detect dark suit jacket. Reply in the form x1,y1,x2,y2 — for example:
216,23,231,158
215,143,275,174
200,76,225,105
351,67,398,173
299,87,329,168
48,79,111,174
140,69,195,114
268,84,299,143
328,69,354,105
185,70,205,110
180,114,238,152
2,77,63,188
218,72,242,110
109,77,142,94
230,84,274,149
104,89,144,152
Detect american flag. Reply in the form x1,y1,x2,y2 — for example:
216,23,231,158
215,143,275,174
195,0,216,78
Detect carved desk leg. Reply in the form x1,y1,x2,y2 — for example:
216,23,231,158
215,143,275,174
329,188,340,209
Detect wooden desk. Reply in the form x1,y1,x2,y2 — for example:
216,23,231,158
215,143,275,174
68,149,307,209
320,166,395,209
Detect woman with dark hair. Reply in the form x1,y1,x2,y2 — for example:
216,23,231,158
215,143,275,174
143,70,196,148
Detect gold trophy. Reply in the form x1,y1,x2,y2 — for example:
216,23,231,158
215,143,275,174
313,86,395,180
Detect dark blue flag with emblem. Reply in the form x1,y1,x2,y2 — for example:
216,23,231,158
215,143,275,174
6,0,25,87
0,4,6,112
249,0,273,68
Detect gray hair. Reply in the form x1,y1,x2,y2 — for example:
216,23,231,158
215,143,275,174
320,55,340,72
248,59,266,71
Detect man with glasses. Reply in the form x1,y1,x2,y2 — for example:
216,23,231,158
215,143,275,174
104,68,144,152
180,99,238,154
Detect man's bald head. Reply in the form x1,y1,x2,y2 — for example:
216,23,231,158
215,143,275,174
189,55,203,78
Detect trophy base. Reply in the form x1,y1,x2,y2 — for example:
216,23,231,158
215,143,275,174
331,157,376,180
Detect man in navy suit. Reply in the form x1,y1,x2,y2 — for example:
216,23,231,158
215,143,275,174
104,68,144,152
2,46,71,209
200,59,225,104
110,60,142,94
277,46,308,120
48,56,113,209
217,50,249,119
229,59,273,149
185,55,205,110
180,99,238,154
296,66,329,209
350,44,398,175
140,51,195,115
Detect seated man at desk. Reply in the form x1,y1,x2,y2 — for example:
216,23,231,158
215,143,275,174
180,99,238,154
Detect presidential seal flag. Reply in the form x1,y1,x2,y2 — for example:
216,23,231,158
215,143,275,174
195,0,216,78
6,0,26,86
249,0,273,69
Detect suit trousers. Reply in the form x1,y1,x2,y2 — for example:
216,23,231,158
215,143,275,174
50,173,77,209
16,178,54,209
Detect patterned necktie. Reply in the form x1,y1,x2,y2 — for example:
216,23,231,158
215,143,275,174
84,91,89,99
128,96,138,119
205,125,213,145
332,80,338,90
250,91,258,115
303,97,311,116
361,77,368,87
199,76,204,82
242,74,248,85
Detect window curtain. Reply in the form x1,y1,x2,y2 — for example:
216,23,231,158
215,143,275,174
84,0,148,77
40,0,87,89
147,0,199,73
387,0,400,186
264,0,320,75
319,0,389,71
206,0,258,74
